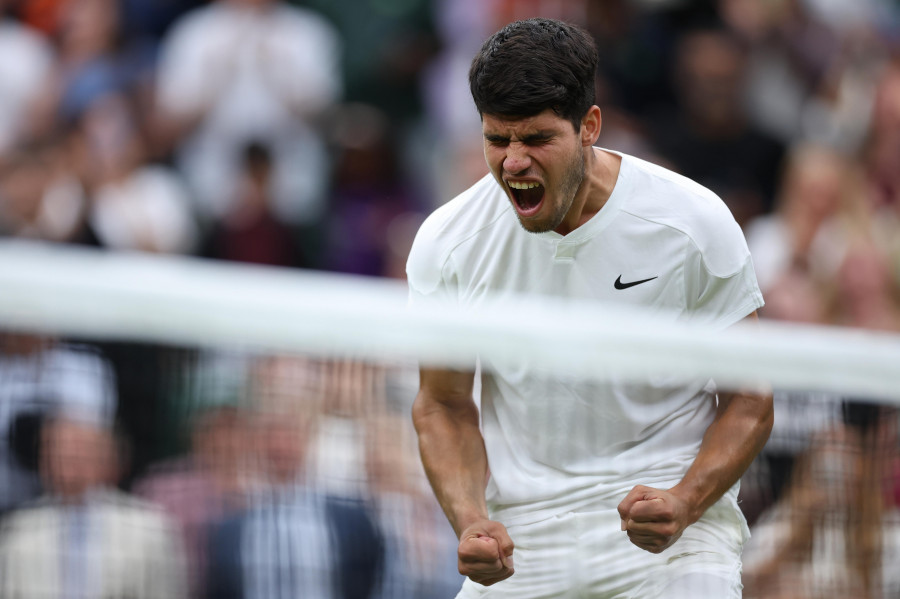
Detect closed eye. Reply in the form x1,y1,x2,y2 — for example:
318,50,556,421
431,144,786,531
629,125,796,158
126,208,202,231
484,135,509,146
521,134,553,145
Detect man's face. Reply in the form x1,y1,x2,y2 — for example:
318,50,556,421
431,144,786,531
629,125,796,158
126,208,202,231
42,419,115,500
482,110,586,234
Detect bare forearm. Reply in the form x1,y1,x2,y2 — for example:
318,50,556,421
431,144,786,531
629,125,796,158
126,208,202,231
671,388,774,523
413,396,490,537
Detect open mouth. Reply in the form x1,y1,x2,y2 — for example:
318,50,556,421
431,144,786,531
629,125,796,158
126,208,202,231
508,181,544,216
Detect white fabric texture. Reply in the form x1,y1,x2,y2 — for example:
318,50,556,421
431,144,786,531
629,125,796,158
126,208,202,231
454,502,745,598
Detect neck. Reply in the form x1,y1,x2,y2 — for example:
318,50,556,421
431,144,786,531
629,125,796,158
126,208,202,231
555,147,621,235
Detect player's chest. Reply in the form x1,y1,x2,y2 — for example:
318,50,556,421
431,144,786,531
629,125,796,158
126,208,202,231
455,229,688,311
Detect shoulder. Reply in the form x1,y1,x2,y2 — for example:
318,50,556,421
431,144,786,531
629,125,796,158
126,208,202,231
0,500,56,533
407,174,507,294
618,152,750,277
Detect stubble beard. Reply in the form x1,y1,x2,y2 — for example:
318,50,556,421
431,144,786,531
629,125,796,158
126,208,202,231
517,148,586,234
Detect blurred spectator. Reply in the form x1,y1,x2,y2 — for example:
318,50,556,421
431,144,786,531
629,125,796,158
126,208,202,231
119,0,205,42
0,414,187,598
324,104,421,276
865,63,900,297
242,403,335,598
648,24,785,226
742,150,849,515
310,359,386,498
299,0,438,126
761,266,828,326
420,0,495,202
826,240,900,332
135,405,252,598
201,141,306,267
731,0,838,142
745,143,852,295
864,58,900,212
0,334,115,514
154,0,342,243
0,0,53,157
207,361,383,599
0,138,94,243
586,0,676,119
740,0,893,150
367,413,462,599
738,386,844,526
76,91,199,254
25,0,155,142
743,424,900,598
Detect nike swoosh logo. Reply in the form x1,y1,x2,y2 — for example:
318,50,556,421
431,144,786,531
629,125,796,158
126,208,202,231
614,275,658,290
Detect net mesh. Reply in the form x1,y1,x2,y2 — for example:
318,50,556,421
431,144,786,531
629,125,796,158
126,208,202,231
1,241,899,599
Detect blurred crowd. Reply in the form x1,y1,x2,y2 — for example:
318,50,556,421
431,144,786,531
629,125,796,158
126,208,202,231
1,0,900,597
0,333,462,598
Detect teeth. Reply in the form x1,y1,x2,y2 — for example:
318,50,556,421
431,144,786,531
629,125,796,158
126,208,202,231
508,181,541,190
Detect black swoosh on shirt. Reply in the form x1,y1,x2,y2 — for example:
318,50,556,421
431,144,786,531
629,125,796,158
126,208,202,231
614,275,658,290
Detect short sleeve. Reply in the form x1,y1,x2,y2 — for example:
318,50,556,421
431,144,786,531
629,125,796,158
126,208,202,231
682,232,764,329
405,217,456,308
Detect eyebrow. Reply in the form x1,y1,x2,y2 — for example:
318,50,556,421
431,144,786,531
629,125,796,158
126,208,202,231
483,130,555,144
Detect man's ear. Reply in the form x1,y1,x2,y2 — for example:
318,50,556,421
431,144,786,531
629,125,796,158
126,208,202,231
581,105,602,147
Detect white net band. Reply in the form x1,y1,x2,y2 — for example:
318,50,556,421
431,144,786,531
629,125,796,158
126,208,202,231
1,240,898,401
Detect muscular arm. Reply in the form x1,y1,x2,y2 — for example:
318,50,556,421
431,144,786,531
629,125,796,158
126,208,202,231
619,311,774,553
412,367,514,585
412,367,486,534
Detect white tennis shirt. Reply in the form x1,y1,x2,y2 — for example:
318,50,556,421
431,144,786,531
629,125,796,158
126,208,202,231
407,150,764,526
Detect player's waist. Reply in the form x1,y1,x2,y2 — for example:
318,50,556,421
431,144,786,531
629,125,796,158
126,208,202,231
489,478,742,530
487,476,683,528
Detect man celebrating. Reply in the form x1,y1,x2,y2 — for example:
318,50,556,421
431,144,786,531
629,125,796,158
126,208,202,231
407,18,773,598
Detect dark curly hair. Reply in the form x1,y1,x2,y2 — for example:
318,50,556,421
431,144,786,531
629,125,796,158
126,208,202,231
469,18,599,131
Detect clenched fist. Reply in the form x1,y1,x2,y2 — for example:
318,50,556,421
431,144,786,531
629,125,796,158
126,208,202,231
617,485,694,554
457,519,515,586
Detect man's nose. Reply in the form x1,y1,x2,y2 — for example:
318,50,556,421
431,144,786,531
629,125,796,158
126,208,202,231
503,143,531,175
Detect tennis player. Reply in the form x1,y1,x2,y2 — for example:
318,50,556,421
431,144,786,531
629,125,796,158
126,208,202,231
407,18,773,598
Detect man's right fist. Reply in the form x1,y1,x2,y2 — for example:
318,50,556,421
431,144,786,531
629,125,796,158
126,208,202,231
457,519,515,586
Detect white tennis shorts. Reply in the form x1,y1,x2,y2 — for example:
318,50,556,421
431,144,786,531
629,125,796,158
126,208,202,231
455,498,748,599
